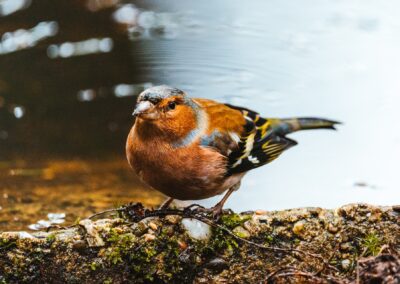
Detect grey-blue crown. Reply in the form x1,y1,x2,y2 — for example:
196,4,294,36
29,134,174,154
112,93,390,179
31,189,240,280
138,85,186,104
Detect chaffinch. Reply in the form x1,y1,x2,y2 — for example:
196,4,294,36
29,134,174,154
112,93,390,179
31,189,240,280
126,85,339,217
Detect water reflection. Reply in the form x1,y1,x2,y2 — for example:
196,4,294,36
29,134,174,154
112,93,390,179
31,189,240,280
0,0,31,17
47,37,113,59
0,0,400,231
0,21,58,54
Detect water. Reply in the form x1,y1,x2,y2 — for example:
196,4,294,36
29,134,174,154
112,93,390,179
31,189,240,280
1,0,399,231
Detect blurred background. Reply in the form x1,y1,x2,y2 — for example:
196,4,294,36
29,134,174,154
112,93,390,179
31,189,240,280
0,0,399,231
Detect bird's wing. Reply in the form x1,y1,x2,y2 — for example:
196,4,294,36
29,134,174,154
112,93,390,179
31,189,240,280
223,103,297,175
194,99,297,176
194,99,245,157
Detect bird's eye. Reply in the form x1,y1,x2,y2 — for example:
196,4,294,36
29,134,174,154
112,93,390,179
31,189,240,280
168,102,176,110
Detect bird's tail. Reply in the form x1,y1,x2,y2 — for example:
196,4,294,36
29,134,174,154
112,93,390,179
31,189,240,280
270,117,341,136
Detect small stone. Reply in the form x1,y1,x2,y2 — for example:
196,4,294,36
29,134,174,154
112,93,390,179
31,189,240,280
327,223,339,234
79,219,105,247
340,242,352,251
72,240,87,250
392,205,400,212
341,259,351,270
112,227,124,234
205,257,228,272
368,211,382,222
18,231,34,239
243,220,261,235
148,222,158,231
177,240,187,250
162,226,174,237
131,221,147,236
232,226,250,239
292,220,306,236
182,218,211,241
143,233,155,242
165,215,181,224
255,210,267,215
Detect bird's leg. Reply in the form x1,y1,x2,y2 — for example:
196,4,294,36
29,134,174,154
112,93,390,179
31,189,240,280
210,184,238,220
158,197,174,210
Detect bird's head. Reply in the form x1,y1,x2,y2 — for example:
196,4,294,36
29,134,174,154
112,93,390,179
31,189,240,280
132,85,204,141
133,85,192,121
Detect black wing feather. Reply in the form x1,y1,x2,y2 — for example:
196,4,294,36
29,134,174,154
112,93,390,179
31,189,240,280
225,104,297,176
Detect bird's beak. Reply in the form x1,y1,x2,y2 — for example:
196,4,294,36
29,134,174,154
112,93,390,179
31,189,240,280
132,101,159,120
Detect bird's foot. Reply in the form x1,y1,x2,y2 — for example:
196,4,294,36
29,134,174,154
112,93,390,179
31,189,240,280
211,206,235,220
211,206,223,220
183,204,233,220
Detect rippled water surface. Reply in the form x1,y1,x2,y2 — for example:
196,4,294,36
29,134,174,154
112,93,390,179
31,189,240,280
1,0,399,230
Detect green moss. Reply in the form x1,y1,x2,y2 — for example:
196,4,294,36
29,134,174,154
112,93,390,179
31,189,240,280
221,213,251,229
105,229,136,265
103,278,112,284
46,234,56,243
0,238,15,250
90,261,99,271
208,226,238,254
234,231,247,239
361,233,382,256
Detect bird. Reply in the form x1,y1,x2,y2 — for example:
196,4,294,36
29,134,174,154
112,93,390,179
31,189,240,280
126,85,339,218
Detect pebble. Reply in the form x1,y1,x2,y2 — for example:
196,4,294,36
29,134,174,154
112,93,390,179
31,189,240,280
292,220,306,236
182,218,211,241
341,259,351,270
255,210,267,215
148,222,158,231
205,257,228,272
18,231,34,239
143,233,155,242
131,221,147,236
177,240,187,250
165,215,181,224
232,226,250,239
72,240,87,250
340,242,352,251
327,223,339,234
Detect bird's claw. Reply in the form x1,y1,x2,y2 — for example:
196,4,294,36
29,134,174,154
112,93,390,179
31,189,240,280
183,204,232,221
183,203,206,214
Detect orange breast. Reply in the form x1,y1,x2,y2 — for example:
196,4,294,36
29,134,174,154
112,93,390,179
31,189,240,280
126,126,229,200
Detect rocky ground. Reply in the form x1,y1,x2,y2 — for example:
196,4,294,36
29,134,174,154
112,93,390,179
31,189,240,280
0,203,399,283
